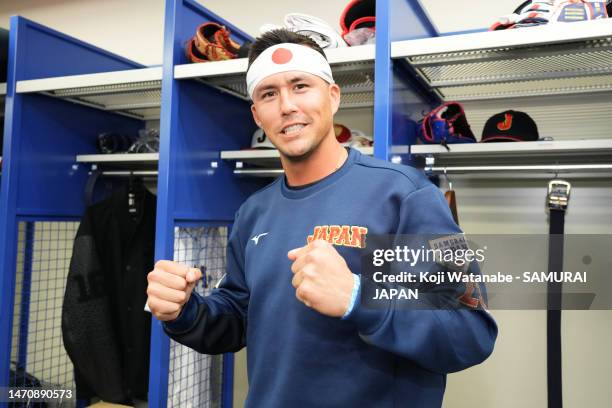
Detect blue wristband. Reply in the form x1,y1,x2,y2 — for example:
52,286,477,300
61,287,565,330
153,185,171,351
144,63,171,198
342,274,361,320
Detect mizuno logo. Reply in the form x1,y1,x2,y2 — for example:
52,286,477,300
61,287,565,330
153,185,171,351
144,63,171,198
251,232,269,245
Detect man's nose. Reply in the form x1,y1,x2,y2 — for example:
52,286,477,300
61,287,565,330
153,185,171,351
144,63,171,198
279,89,298,115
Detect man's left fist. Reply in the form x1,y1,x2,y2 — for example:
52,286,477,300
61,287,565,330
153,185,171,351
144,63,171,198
287,239,355,317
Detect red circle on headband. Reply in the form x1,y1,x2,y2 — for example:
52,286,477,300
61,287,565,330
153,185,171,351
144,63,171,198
271,48,293,64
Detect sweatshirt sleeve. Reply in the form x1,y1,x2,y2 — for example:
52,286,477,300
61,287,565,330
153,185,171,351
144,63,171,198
163,211,249,354
345,183,498,374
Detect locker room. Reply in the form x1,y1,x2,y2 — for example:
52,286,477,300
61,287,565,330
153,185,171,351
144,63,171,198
0,1,611,407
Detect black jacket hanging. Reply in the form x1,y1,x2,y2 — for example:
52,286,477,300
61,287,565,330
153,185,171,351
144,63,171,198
62,184,156,403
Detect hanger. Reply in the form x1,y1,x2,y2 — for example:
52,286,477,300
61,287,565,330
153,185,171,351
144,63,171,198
442,168,460,226
127,172,144,217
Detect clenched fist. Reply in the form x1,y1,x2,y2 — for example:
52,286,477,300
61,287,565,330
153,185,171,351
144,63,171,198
147,260,202,321
288,239,355,317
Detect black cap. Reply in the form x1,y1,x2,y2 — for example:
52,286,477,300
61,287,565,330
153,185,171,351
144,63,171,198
481,110,539,142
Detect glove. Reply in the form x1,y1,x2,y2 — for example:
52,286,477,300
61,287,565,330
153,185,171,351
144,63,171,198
186,22,250,63
418,102,476,145
194,22,240,61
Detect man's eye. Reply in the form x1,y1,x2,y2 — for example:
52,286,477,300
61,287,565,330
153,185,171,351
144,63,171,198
295,83,308,90
261,91,275,99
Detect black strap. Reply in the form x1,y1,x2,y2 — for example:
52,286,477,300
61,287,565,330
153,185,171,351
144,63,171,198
84,169,101,207
547,208,565,408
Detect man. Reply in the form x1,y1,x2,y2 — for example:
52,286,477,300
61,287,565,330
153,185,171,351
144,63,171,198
147,29,497,407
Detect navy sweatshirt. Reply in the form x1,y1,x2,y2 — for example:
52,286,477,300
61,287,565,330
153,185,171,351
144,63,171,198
164,148,497,407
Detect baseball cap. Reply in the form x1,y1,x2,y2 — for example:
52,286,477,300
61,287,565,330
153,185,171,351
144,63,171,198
481,110,539,142
340,0,376,37
334,123,373,147
251,128,276,149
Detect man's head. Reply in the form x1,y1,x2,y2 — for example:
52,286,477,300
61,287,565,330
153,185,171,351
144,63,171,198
247,29,340,161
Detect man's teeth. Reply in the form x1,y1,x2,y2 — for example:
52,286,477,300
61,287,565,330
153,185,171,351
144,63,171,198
283,124,305,135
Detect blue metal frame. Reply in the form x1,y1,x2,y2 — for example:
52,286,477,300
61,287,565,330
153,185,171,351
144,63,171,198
0,16,29,394
147,0,181,403
16,222,35,371
221,224,236,408
373,0,439,161
221,352,235,408
373,0,393,161
15,215,83,223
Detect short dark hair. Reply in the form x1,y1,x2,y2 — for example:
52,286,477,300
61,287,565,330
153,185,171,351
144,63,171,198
247,29,327,68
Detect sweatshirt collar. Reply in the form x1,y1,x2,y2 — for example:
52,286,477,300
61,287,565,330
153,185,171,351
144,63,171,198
280,147,358,199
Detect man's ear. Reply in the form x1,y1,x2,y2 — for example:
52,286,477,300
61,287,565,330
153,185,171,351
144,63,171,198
251,103,262,128
329,84,341,115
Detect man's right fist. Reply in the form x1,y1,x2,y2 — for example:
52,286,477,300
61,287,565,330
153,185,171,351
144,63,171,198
147,260,202,321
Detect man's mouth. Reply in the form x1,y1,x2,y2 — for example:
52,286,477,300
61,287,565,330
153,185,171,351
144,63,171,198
281,123,307,136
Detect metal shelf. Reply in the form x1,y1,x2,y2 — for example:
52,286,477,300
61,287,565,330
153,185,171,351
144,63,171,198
76,153,159,171
221,145,374,169
0,82,6,96
174,45,376,109
410,139,612,169
235,169,285,178
392,19,612,101
76,153,159,163
15,67,162,120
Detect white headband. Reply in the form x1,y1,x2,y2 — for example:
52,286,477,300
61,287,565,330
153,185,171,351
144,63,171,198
246,43,334,99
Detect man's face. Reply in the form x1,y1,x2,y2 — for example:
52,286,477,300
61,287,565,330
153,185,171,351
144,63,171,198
250,71,340,161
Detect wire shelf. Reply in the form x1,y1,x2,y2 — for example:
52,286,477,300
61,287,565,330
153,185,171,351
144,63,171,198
16,68,162,120
76,153,159,172
43,82,161,120
393,19,612,101
410,139,612,168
